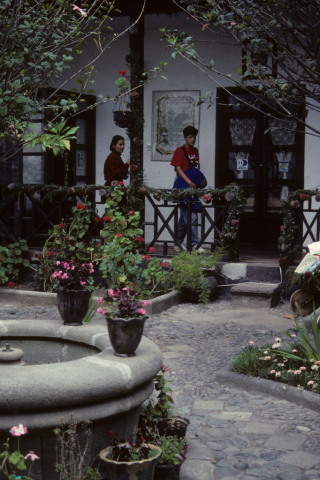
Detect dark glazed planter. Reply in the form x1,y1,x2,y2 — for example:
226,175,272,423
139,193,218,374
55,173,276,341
106,316,148,357
155,459,185,480
99,443,162,480
181,275,217,304
157,416,190,439
113,111,134,128
57,289,92,326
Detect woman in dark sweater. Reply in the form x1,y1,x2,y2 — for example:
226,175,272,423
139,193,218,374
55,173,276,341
104,135,130,185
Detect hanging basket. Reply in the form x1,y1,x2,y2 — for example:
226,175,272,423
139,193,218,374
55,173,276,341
113,111,134,128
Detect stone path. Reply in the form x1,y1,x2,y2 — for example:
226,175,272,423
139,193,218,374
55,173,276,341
0,297,320,480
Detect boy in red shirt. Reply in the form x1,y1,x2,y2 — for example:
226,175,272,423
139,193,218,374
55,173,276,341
171,126,205,253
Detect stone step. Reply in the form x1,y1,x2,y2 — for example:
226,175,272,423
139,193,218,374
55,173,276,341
230,283,281,309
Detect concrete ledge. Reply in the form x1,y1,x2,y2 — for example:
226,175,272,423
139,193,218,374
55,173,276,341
215,366,320,413
0,288,181,314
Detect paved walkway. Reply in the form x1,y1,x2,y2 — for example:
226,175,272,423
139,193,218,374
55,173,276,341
0,296,320,480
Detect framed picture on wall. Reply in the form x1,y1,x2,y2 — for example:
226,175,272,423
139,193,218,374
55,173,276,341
151,90,200,161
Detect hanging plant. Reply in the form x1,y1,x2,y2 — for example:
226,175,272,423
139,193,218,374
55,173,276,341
113,70,133,128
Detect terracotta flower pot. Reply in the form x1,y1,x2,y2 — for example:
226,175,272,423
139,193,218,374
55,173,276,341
99,443,162,480
57,289,92,326
106,316,148,357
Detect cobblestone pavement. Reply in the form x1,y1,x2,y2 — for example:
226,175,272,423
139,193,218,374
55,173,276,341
0,297,320,480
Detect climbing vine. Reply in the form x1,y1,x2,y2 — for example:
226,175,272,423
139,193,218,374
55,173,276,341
278,188,320,269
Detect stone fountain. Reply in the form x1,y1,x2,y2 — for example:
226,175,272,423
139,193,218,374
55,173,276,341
0,318,162,479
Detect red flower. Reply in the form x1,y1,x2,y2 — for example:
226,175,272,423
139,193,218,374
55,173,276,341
46,250,54,257
64,236,69,240
57,224,63,228
36,254,40,259
118,181,124,186
94,218,99,224
202,194,212,204
140,254,151,260
8,282,15,289
128,211,135,216
149,247,156,253
118,70,126,76
102,216,112,223
161,262,168,267
299,193,309,201
280,225,284,232
130,164,138,171
136,236,144,242
77,203,85,210
115,233,123,238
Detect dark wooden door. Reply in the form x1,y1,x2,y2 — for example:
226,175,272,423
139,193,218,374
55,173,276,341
216,89,304,249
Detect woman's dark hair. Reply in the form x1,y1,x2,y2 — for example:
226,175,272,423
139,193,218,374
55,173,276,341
110,135,124,152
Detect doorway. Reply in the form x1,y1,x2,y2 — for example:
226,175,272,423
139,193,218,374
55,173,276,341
216,88,305,249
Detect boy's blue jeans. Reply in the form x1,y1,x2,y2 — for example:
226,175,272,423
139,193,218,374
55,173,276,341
177,205,198,247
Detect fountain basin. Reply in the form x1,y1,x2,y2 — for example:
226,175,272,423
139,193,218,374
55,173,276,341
0,319,162,479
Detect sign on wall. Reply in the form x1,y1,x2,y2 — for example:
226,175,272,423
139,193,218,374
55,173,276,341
151,90,200,161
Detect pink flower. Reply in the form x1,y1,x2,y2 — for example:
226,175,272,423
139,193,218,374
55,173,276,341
294,370,302,374
97,307,108,315
299,366,306,371
141,300,149,307
10,424,28,436
80,280,86,286
269,370,276,374
149,247,156,253
71,3,87,16
248,341,254,345
56,261,61,265
315,361,320,365
61,273,69,280
24,451,40,461
137,308,146,315
97,298,103,304
108,289,115,297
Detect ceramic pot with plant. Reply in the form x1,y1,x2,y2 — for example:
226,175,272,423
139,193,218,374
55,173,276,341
148,433,187,480
52,260,95,326
140,366,190,438
99,430,162,480
97,287,149,357
171,250,222,304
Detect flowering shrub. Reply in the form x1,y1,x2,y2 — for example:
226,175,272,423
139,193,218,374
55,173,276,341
0,240,30,286
35,200,100,291
0,424,39,479
97,287,149,318
51,260,94,291
232,309,320,394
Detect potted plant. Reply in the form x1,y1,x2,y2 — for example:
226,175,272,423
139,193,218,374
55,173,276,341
140,367,190,438
113,70,133,128
99,430,162,480
52,260,95,326
97,287,149,357
141,432,187,480
171,249,222,303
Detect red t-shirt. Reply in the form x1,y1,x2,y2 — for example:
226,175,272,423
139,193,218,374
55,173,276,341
170,145,200,171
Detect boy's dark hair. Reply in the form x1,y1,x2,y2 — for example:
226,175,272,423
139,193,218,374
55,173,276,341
183,126,198,137
110,135,124,151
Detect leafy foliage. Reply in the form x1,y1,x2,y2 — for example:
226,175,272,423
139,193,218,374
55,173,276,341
171,249,222,303
35,200,99,291
164,0,320,138
232,309,320,393
108,430,159,462
100,287,149,319
0,240,30,286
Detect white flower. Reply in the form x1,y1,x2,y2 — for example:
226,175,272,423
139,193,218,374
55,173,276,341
294,370,302,374
310,358,315,362
277,363,284,367
311,365,319,370
272,343,281,349
307,380,315,385
292,349,298,352
269,370,276,374
275,337,281,342
275,372,281,377
263,350,269,354
290,334,296,338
